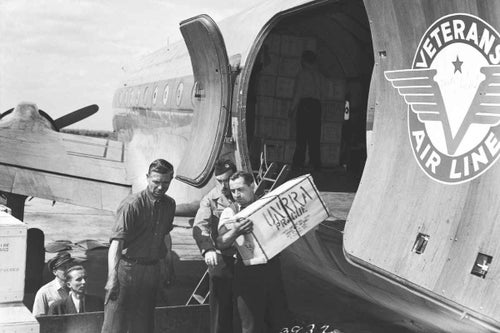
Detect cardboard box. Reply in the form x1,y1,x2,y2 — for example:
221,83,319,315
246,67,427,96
0,212,27,303
255,116,273,138
278,57,300,78
284,141,296,163
229,174,330,265
321,143,341,166
260,53,280,75
257,75,276,96
276,77,295,99
273,98,290,119
280,35,303,57
321,78,346,101
263,139,285,162
256,96,274,117
264,33,281,55
322,101,344,122
321,122,342,143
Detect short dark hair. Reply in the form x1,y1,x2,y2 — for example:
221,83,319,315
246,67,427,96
230,171,254,186
65,265,86,283
148,159,174,175
301,50,317,64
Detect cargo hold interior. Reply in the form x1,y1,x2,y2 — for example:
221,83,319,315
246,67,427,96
245,1,374,192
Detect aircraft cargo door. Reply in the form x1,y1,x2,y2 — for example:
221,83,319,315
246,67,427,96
175,15,231,187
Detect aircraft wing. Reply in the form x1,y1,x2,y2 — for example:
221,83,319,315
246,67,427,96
0,106,131,212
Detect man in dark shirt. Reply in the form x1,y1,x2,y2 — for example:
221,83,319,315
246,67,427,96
101,159,176,333
48,266,103,315
193,159,236,333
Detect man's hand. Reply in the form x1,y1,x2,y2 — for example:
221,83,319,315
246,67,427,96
104,277,119,305
235,218,253,235
204,250,218,268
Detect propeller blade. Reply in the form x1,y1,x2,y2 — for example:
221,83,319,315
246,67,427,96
54,104,99,129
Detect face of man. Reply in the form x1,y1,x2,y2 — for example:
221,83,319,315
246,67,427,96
215,170,234,198
147,171,174,199
229,177,255,207
67,269,87,295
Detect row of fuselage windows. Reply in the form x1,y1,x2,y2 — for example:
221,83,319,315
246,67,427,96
115,81,199,109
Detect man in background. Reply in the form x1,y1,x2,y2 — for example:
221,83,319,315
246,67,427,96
290,50,324,170
32,251,74,316
48,265,103,315
193,159,237,333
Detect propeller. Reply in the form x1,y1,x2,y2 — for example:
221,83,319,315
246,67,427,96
1,104,99,130
53,104,99,129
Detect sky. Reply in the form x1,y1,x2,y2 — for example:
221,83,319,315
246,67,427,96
0,0,263,130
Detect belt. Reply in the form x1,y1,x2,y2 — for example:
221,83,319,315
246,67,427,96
122,256,159,266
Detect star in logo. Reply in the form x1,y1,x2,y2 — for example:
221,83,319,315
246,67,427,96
452,55,463,74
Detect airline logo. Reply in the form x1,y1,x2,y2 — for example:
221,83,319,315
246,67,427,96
385,14,500,184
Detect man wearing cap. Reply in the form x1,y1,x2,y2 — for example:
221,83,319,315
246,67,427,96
32,251,74,316
101,159,176,333
48,265,103,315
192,159,236,333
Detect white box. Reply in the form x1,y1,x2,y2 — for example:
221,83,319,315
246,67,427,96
321,122,342,143
230,174,329,265
278,57,300,78
273,99,290,119
257,75,276,96
275,77,295,99
0,303,39,332
0,212,27,303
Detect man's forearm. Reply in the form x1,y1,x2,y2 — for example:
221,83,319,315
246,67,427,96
107,240,123,281
216,227,241,249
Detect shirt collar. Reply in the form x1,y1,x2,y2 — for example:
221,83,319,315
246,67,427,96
51,277,65,291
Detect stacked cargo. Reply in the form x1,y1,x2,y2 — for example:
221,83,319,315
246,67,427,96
253,33,345,167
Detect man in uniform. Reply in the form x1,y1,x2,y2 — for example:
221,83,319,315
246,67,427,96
48,265,103,315
217,171,289,333
193,159,236,333
32,251,74,316
101,159,176,333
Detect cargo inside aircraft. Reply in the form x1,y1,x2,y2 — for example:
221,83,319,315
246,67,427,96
244,1,373,192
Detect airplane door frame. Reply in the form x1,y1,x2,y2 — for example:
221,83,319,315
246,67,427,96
175,15,232,187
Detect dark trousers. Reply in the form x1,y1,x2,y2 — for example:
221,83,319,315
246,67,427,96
101,260,159,333
234,257,289,333
209,256,235,333
293,98,322,169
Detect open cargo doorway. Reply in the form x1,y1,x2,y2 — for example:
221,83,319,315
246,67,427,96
245,0,373,192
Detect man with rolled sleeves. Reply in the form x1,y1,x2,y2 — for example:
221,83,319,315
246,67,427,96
193,159,236,333
101,159,176,333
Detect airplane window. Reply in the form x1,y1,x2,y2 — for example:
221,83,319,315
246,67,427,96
176,82,184,106
153,86,158,105
143,87,149,106
135,89,140,106
163,84,169,105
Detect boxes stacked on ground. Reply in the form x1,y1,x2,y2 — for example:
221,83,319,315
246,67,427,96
228,174,330,265
252,33,345,167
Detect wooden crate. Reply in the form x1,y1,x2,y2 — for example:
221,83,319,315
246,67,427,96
226,174,330,265
321,122,342,143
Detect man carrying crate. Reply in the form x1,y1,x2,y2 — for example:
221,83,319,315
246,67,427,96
217,171,289,333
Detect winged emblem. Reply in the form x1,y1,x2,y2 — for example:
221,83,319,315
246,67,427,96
385,66,500,155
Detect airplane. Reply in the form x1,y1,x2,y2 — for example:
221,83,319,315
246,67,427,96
0,0,499,332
